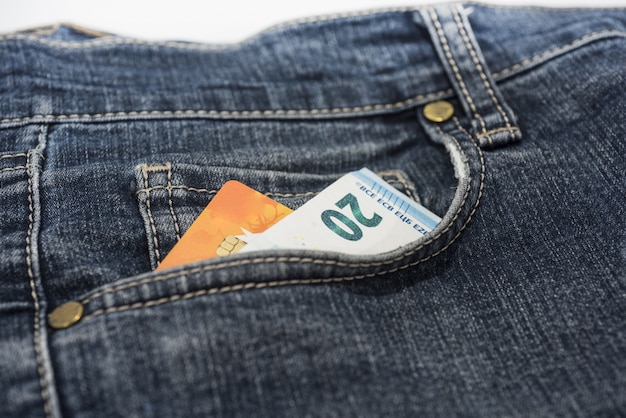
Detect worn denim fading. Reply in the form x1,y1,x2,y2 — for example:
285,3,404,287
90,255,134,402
0,3,624,417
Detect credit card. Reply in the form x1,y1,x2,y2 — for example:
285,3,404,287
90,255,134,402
239,168,441,255
156,180,293,270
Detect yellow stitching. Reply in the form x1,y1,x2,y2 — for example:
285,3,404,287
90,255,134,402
84,176,468,305
141,165,162,263
134,171,410,200
476,126,520,138
0,152,27,159
0,30,623,128
428,8,488,135
26,125,53,418
135,185,219,195
0,163,42,172
133,185,321,198
453,8,516,142
0,165,27,173
27,150,46,159
143,164,170,172
80,130,476,306
165,163,182,241
0,89,453,126
79,126,485,322
265,191,320,198
492,30,626,79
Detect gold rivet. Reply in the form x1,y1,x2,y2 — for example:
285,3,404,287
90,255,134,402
423,100,454,123
48,301,84,329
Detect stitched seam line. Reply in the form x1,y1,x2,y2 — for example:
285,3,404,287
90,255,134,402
492,29,625,79
0,89,453,126
133,184,323,198
0,31,622,128
81,128,484,320
141,165,162,264
165,163,182,241
135,184,219,195
143,164,170,173
1,165,27,173
0,163,42,173
476,126,520,138
453,8,516,142
81,132,476,306
429,8,488,136
0,152,27,159
0,151,43,160
26,125,53,418
134,172,411,199
265,191,320,198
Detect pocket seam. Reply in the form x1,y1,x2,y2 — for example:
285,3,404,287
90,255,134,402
135,166,424,269
82,129,482,315
140,164,164,265
134,172,419,200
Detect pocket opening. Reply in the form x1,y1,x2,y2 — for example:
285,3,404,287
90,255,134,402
43,112,484,319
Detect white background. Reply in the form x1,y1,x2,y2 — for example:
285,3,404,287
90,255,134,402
1,0,624,43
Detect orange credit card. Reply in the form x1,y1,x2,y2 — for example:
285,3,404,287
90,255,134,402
156,180,293,270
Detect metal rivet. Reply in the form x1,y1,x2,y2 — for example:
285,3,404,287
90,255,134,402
48,301,84,329
423,100,454,123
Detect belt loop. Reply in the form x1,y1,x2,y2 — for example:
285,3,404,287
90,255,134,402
420,4,522,148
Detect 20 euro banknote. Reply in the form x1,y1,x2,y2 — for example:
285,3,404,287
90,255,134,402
239,168,441,255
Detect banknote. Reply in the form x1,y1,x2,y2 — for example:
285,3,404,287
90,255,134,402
239,168,441,255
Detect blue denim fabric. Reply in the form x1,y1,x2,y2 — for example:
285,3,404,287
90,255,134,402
0,3,624,417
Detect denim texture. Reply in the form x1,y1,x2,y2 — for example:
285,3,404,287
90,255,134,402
0,3,624,417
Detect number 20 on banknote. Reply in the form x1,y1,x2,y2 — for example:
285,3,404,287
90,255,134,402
321,193,382,241
241,168,441,255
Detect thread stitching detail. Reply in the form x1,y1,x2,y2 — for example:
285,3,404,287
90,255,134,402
1,165,27,173
165,163,182,241
80,129,484,321
80,129,478,308
453,8,516,143
265,190,320,199
143,164,170,173
134,184,322,198
0,152,27,159
133,172,415,201
492,29,625,79
429,7,488,136
135,184,219,196
26,125,53,418
0,89,453,126
476,126,520,138
141,165,162,264
2,164,42,173
0,30,622,128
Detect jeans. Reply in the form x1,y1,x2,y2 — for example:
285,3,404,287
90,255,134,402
0,3,624,417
